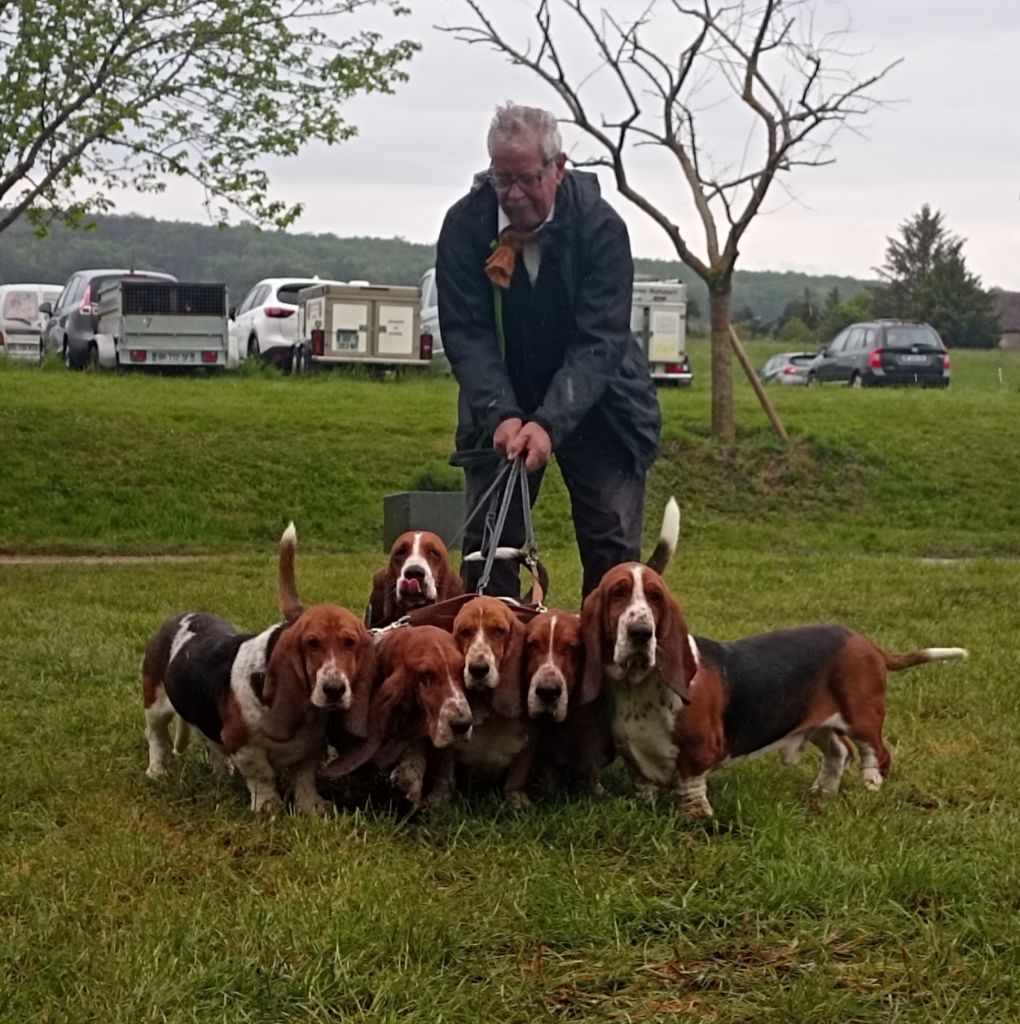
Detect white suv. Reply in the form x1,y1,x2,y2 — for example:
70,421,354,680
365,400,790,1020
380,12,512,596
230,276,346,366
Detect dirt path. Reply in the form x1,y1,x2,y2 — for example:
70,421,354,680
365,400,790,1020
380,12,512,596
0,553,228,566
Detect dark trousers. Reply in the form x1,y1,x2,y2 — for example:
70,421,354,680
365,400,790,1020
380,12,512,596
461,422,646,602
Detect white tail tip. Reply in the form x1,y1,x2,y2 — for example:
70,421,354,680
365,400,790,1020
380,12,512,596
925,647,969,661
281,521,296,547
661,496,680,551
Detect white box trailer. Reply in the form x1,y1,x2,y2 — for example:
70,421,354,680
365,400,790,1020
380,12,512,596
631,280,692,386
297,281,432,371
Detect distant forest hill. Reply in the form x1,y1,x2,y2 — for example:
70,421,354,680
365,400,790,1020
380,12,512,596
0,212,873,326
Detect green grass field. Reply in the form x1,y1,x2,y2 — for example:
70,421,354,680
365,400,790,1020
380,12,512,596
2,345,1019,1022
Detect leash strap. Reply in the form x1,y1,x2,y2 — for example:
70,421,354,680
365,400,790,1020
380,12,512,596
445,455,513,553
476,456,523,594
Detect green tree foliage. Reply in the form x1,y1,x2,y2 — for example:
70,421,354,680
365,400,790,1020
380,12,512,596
0,0,418,236
873,205,999,348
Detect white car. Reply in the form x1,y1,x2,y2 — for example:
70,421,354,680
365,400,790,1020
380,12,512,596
230,276,346,366
0,282,62,361
419,267,451,372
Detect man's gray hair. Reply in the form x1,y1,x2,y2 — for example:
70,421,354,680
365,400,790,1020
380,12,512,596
487,103,562,163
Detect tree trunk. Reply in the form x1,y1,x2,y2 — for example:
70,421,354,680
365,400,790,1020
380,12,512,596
709,285,735,440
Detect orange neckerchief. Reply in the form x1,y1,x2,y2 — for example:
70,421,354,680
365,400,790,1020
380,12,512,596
484,226,543,289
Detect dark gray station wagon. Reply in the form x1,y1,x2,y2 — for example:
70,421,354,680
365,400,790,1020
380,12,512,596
810,320,950,388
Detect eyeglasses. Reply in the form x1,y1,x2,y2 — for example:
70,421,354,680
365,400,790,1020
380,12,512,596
488,159,554,192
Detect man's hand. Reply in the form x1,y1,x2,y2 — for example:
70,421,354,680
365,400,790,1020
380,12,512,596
493,417,524,457
506,421,552,472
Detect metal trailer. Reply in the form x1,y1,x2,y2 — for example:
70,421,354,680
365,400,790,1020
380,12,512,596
631,280,692,386
92,279,230,369
296,282,431,372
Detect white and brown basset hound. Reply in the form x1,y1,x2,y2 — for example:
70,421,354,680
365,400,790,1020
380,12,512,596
445,596,535,804
366,530,464,629
582,562,969,817
322,624,474,809
142,524,375,814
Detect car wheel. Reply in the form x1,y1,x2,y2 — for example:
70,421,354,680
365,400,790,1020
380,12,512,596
849,372,863,388
247,336,260,360
63,339,83,371
806,373,817,387
291,343,309,375
86,343,101,371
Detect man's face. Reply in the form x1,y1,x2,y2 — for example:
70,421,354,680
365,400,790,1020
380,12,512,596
489,131,566,231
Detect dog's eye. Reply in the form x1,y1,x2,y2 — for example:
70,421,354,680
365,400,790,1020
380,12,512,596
647,590,663,604
490,625,507,639
343,635,357,649
456,627,472,641
418,671,433,687
610,585,628,601
305,637,321,651
427,548,441,562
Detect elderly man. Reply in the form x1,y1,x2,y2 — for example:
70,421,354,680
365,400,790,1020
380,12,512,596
436,103,661,600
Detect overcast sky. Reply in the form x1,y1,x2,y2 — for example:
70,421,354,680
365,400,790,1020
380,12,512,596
124,0,1020,290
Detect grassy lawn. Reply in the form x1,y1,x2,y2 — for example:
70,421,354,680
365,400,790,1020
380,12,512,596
2,347,1019,1022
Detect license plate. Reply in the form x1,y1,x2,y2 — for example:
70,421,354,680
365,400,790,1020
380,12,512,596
898,354,930,364
150,351,196,363
334,330,359,352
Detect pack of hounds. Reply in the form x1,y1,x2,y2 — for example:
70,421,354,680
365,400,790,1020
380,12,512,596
143,498,968,818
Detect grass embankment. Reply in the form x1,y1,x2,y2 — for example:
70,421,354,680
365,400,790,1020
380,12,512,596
1,345,1019,1021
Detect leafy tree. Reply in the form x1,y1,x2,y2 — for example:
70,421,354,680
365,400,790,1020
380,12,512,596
0,1,417,236
873,205,999,348
815,290,873,344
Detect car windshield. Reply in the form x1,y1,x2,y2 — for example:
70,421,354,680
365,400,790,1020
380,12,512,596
884,325,943,349
277,283,317,304
788,354,815,366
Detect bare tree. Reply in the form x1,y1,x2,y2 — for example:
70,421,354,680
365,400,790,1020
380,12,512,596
446,0,898,439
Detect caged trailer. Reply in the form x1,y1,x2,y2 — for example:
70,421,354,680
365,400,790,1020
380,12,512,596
631,280,692,387
92,279,230,369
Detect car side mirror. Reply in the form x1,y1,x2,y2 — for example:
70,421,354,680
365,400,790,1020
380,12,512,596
228,306,236,320
39,302,52,316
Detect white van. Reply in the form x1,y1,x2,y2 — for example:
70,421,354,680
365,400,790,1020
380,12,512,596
0,283,63,361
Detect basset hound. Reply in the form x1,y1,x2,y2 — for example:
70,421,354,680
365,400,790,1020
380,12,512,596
523,609,613,797
582,562,969,817
447,596,536,804
322,624,474,809
142,523,375,814
366,530,464,628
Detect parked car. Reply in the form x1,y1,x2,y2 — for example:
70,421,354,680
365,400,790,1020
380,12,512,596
41,268,177,369
809,320,950,388
757,350,818,386
0,283,62,361
230,276,347,366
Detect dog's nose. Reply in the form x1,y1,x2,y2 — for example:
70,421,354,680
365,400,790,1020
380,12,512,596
450,713,473,735
403,564,426,581
535,680,562,702
468,660,489,680
322,681,349,702
628,623,654,645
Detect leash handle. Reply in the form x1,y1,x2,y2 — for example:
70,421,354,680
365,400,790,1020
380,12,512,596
475,456,523,594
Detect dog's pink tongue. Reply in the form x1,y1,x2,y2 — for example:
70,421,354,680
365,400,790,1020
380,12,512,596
402,578,422,595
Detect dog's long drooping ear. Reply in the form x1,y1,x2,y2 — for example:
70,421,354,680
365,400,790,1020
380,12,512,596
261,627,311,742
654,590,696,704
321,666,407,779
342,629,378,740
278,522,304,624
490,616,526,719
579,588,607,707
365,568,393,628
437,562,465,603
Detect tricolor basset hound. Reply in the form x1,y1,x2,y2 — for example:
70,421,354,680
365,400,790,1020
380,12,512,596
582,562,969,817
366,530,464,628
142,524,375,814
322,624,474,809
